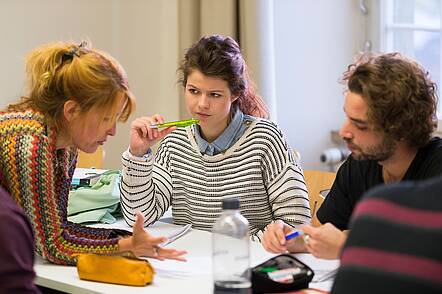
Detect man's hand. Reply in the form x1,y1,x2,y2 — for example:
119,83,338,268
302,223,346,259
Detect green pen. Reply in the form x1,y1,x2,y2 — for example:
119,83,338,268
259,266,278,273
149,118,199,129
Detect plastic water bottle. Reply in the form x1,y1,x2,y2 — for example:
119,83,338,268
212,198,251,294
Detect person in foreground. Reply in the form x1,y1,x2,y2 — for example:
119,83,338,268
0,186,40,293
0,41,186,265
331,176,442,294
263,52,442,258
120,34,311,241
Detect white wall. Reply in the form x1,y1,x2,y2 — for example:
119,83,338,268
112,0,181,169
0,0,117,105
0,0,366,171
271,0,365,170
0,0,181,169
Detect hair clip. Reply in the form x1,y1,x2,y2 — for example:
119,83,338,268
63,46,80,61
78,41,88,49
63,40,89,61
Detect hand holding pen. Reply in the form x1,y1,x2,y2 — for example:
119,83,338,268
262,220,305,254
129,115,199,157
284,230,304,241
129,115,174,156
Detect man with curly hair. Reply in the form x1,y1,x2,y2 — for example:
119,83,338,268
263,53,442,259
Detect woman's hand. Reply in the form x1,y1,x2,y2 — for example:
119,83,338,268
119,212,187,262
129,115,176,157
262,220,306,254
301,223,346,260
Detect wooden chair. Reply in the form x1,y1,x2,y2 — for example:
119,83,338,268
76,146,104,169
303,169,336,227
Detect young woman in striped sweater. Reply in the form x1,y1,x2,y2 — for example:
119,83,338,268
120,35,311,241
0,41,186,265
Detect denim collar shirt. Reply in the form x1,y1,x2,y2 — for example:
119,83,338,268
193,107,256,156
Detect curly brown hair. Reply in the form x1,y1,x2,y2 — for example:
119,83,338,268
342,52,438,148
178,34,269,118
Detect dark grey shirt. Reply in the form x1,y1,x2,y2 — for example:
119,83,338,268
0,186,40,293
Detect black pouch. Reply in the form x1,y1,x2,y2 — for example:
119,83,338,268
251,254,314,293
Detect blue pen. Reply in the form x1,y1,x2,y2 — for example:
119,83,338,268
285,230,303,241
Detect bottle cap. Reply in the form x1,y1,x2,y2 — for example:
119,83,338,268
222,197,240,210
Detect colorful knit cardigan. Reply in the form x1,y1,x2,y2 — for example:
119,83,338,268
0,109,121,265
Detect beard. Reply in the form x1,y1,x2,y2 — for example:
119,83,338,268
345,136,396,162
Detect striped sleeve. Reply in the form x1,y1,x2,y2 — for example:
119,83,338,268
120,147,173,227
257,121,311,229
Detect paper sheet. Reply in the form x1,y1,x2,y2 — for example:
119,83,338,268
149,257,212,279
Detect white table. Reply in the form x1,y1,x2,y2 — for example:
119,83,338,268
34,220,339,293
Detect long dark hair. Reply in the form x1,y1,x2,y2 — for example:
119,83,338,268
178,35,268,118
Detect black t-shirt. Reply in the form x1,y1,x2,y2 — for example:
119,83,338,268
317,137,442,230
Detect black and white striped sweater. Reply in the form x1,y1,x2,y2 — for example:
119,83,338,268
120,119,311,241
